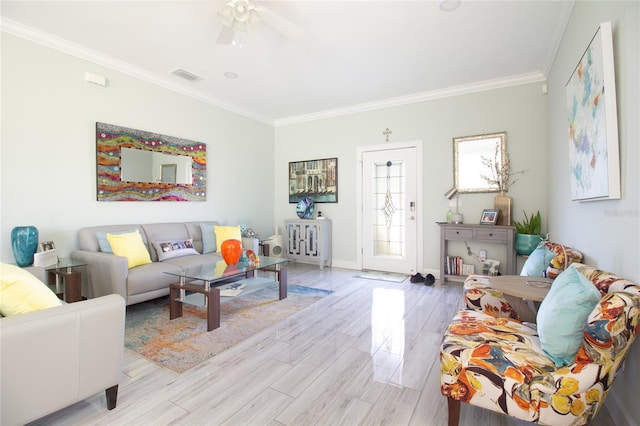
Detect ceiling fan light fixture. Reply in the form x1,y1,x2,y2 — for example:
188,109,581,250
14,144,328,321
247,9,261,27
215,0,304,45
232,1,250,22
218,3,235,27
218,0,260,34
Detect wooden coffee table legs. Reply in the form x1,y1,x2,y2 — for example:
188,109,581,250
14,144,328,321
208,287,220,331
169,267,287,332
169,282,221,332
261,265,287,300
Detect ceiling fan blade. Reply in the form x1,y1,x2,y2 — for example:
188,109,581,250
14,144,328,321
259,6,304,41
216,26,235,45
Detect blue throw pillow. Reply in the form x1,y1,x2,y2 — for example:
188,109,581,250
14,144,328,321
520,244,555,277
536,265,601,366
200,223,217,254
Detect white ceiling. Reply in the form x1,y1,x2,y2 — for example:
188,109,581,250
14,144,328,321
1,1,574,125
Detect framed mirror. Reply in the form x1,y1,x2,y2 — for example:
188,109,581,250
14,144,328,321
96,122,206,201
453,131,506,193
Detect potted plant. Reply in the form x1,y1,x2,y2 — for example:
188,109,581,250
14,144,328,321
513,210,543,255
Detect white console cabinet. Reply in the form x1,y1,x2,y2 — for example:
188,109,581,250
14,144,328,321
285,219,332,270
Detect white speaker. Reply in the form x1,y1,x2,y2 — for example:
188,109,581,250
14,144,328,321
263,227,285,258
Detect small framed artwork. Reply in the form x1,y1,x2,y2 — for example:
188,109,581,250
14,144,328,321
288,157,338,203
480,209,499,225
39,241,56,252
482,259,501,276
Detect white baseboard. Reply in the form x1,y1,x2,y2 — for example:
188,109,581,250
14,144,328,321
308,260,441,279
330,259,359,270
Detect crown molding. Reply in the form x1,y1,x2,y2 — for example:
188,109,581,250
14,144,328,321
3,17,549,129
274,72,547,127
1,18,274,126
541,1,575,77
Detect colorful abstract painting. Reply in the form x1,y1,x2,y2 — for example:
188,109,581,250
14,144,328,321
96,122,206,201
565,22,620,201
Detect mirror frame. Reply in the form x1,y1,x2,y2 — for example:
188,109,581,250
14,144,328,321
453,131,506,193
96,122,206,201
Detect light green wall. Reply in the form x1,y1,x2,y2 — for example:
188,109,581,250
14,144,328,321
546,1,639,423
2,2,638,419
275,83,549,273
0,34,275,261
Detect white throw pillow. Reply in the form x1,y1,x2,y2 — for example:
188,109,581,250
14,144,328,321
153,239,199,261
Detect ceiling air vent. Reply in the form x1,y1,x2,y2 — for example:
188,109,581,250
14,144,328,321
171,69,201,82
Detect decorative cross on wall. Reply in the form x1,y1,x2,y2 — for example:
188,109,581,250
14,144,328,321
382,128,392,142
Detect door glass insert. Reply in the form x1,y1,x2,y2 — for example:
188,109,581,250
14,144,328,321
372,160,405,257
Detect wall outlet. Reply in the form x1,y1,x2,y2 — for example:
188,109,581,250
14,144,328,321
479,250,487,261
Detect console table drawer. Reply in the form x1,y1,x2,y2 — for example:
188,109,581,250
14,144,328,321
439,223,516,283
444,228,474,240
475,229,508,241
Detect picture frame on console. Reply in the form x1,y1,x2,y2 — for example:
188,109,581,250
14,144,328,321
480,209,499,225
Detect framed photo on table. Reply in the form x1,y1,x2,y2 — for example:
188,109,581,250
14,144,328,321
34,241,58,267
480,209,499,225
39,241,56,252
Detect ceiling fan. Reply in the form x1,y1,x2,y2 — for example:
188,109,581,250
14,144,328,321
216,0,304,45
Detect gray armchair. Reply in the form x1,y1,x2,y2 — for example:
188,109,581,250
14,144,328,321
0,293,125,425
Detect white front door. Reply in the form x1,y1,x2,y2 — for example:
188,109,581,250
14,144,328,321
361,146,418,274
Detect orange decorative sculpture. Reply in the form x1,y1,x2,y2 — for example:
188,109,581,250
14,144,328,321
221,239,242,265
246,249,260,265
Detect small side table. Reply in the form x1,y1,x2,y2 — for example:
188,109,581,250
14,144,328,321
46,259,87,303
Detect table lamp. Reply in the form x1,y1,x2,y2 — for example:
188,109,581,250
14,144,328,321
444,187,463,224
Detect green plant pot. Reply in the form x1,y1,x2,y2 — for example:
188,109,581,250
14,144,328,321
515,233,543,256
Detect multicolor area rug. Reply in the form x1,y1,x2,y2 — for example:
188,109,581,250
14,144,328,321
125,285,332,373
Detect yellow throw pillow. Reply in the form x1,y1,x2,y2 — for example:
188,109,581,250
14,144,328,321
214,225,242,252
0,263,62,316
107,230,152,269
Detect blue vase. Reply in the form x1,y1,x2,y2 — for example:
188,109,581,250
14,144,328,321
11,226,39,267
515,233,543,256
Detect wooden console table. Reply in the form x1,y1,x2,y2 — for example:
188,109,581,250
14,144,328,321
439,223,516,283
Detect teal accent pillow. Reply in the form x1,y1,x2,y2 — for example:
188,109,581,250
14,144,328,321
536,265,601,366
96,229,136,253
200,223,217,254
520,244,555,277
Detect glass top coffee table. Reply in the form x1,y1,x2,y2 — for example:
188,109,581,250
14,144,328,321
165,256,289,331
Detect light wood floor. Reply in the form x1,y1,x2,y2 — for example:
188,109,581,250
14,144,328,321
31,263,616,426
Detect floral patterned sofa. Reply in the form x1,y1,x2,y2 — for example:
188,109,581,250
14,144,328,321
440,263,640,425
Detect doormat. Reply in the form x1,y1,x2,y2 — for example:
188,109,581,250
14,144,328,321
354,270,408,283
125,285,332,373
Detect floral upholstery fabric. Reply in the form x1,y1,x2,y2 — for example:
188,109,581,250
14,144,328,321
441,264,640,425
463,274,520,320
543,242,583,279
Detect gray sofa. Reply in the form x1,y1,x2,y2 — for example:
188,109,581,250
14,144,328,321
1,273,125,425
72,221,235,305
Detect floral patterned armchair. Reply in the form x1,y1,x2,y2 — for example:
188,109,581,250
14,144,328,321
440,263,640,426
